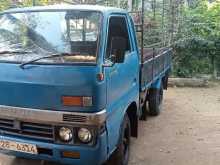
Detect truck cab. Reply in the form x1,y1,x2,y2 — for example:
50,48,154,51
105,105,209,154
0,4,171,165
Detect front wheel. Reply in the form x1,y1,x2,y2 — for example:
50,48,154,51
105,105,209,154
106,114,131,165
148,84,164,116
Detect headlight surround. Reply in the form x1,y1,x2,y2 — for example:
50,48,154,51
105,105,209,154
59,127,73,142
55,126,96,145
77,128,92,143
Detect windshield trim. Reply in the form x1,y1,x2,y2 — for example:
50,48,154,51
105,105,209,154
1,8,105,15
0,60,97,66
0,10,103,66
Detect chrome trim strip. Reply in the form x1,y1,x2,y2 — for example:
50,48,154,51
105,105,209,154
0,105,106,126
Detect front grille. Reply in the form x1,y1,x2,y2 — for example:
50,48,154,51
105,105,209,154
0,118,54,142
63,114,87,123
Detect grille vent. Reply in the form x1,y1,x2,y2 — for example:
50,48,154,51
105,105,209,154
63,114,87,123
0,118,53,142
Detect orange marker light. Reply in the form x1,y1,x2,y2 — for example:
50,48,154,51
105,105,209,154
62,96,83,106
62,151,80,159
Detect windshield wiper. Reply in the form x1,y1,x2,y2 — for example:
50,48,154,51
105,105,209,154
0,50,32,55
19,52,79,69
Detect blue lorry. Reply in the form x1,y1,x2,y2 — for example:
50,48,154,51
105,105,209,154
0,4,172,165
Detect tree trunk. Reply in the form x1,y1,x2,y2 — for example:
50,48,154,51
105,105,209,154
128,0,132,11
212,56,217,79
117,0,121,7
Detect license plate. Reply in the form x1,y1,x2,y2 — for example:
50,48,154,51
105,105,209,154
0,140,38,154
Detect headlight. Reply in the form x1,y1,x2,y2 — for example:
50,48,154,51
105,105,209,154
59,127,73,142
78,128,92,143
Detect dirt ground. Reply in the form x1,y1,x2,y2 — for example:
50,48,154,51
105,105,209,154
0,86,220,165
130,85,220,165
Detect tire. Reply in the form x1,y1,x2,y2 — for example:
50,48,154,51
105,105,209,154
148,84,163,116
162,74,169,90
107,114,131,165
140,100,147,120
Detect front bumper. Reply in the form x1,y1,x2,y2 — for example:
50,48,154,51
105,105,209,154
0,105,108,165
0,105,106,126
0,131,108,165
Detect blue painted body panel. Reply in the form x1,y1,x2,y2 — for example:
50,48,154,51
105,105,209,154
105,52,139,153
151,78,162,89
0,132,108,165
0,63,106,112
0,5,172,165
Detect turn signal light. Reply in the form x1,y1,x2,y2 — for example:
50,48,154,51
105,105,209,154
61,151,80,159
62,96,82,106
62,96,92,107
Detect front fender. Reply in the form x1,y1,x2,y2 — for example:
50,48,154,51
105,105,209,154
105,89,139,157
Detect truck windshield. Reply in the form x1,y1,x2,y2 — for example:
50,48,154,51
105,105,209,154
0,11,102,64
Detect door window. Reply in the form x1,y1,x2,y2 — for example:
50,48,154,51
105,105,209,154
106,16,131,60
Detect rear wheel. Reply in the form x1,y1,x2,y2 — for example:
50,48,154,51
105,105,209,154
107,114,131,165
140,100,147,120
148,84,163,116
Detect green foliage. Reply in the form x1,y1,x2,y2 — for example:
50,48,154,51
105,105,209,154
0,1,11,11
0,0,58,11
173,37,213,77
173,0,220,78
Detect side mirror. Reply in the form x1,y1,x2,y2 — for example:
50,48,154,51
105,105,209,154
110,37,126,63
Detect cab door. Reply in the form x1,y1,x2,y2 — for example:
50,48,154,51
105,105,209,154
104,15,139,153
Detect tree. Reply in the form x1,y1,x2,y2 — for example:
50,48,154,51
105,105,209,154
0,1,11,11
174,0,220,77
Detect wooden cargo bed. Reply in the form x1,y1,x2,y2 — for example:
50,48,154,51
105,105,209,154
140,47,172,91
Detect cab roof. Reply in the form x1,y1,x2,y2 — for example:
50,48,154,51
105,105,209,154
2,4,127,14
